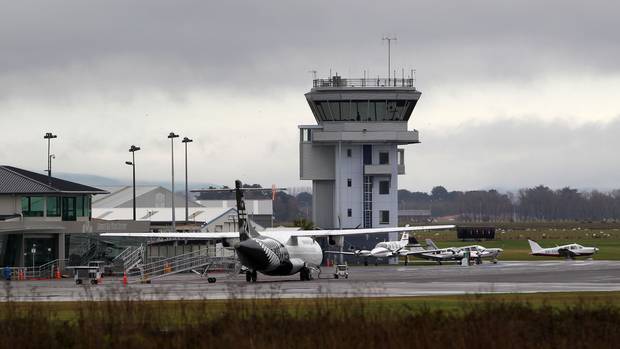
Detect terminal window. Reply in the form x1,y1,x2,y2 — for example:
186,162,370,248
380,210,390,224
347,208,352,217
379,152,389,165
21,196,45,217
347,149,352,157
379,181,390,194
347,178,352,187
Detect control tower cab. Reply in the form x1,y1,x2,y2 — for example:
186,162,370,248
299,76,420,229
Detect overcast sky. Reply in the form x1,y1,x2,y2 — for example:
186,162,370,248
1,1,619,192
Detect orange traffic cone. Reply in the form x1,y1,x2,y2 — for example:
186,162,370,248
122,272,128,286
55,269,61,280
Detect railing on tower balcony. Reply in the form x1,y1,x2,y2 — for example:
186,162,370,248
313,77,416,88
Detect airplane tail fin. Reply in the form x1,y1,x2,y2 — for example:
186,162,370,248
528,239,543,253
234,180,259,241
425,239,439,250
401,232,409,242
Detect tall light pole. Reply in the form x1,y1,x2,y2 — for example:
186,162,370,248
382,36,397,81
44,132,57,185
181,137,193,224
168,132,179,231
127,145,141,221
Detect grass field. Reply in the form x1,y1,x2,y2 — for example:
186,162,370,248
1,292,619,348
409,222,620,260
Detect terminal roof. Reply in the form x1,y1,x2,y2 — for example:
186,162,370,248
0,165,108,195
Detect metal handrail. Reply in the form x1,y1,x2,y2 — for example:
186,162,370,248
112,246,135,262
123,245,144,271
4,259,68,280
126,248,238,283
313,77,416,88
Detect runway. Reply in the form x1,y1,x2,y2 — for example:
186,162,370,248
3,260,620,302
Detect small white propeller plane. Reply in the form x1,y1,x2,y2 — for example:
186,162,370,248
324,232,427,265
528,239,599,259
102,180,455,282
408,239,503,265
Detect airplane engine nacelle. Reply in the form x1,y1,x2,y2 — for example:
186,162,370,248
288,258,306,275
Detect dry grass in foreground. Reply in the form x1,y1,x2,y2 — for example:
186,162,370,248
1,291,619,349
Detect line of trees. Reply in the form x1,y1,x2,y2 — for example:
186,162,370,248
196,184,620,223
399,185,620,222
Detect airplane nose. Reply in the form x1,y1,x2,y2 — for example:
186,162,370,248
235,239,270,270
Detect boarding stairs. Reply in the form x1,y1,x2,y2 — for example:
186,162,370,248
125,248,239,284
112,245,144,272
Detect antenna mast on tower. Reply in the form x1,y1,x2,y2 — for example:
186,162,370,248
382,36,397,81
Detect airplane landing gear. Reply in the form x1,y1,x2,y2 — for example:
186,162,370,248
364,259,368,266
299,267,311,281
246,270,257,283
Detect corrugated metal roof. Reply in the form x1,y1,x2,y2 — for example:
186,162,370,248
92,207,236,224
196,199,273,215
92,185,203,209
0,166,108,195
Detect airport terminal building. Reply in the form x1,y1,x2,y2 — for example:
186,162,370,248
0,166,147,266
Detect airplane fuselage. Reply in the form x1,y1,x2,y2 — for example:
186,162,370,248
235,231,323,276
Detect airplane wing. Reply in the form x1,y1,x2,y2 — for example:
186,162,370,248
408,252,444,261
557,248,579,258
324,251,357,255
100,232,240,239
290,225,455,238
406,249,443,256
101,225,455,239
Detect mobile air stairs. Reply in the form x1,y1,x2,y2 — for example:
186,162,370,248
120,247,240,284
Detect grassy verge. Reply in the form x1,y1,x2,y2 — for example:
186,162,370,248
1,292,619,348
410,223,620,260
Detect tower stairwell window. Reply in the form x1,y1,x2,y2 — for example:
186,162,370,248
380,210,390,224
379,152,389,165
379,180,390,195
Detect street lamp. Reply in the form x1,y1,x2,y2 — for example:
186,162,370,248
168,132,179,231
127,145,141,221
181,137,193,223
44,132,57,185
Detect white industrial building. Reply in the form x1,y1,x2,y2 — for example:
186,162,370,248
196,199,273,228
299,76,420,234
92,186,263,232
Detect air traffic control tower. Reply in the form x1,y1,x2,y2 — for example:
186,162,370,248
299,76,420,232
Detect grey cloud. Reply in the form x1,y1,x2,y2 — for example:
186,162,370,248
1,0,619,98
404,116,620,192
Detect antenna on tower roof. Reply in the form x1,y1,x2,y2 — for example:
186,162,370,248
308,70,317,80
382,36,397,81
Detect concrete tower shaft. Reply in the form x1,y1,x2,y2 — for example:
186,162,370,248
299,76,421,230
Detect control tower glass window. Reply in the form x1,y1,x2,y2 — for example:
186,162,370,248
312,99,417,122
